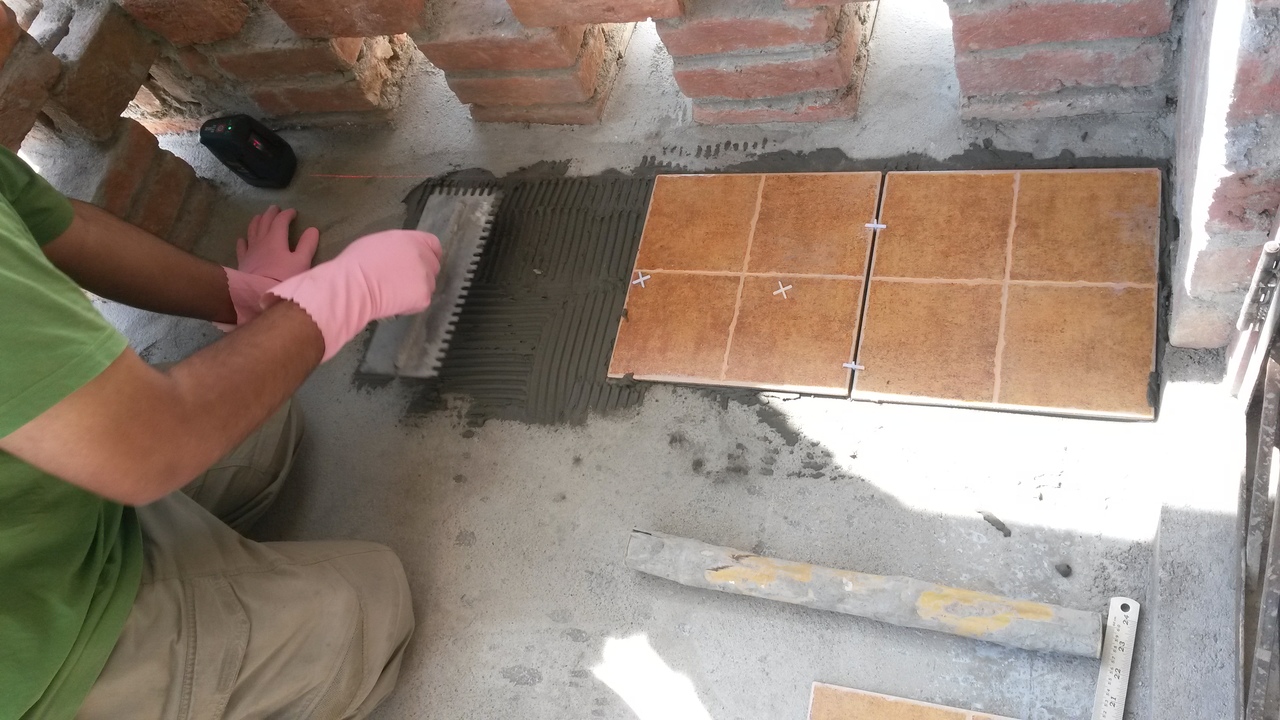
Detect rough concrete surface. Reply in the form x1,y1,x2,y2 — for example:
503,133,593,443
65,3,1243,719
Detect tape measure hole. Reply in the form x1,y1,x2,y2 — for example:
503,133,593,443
1120,603,1131,612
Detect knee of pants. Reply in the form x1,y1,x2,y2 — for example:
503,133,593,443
276,541,415,646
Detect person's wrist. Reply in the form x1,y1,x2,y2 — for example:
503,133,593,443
264,262,375,362
219,267,279,331
261,298,325,365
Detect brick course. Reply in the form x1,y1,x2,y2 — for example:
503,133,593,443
505,0,684,27
128,149,195,238
93,118,160,217
1230,50,1280,123
470,92,609,124
118,0,249,46
950,0,1173,52
211,37,365,82
954,39,1167,96
414,0,588,72
1187,245,1266,295
264,0,427,39
44,3,158,140
168,180,218,251
445,25,607,106
672,17,858,100
251,36,403,115
656,0,840,57
661,2,874,123
464,22,633,124
1207,171,1280,235
692,84,861,123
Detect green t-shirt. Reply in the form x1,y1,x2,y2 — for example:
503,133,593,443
0,147,141,719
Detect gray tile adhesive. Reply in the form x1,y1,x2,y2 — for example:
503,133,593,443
385,175,654,425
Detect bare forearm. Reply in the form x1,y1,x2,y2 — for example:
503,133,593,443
0,301,323,505
43,201,236,324
152,300,323,493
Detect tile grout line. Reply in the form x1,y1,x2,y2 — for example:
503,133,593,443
870,277,1157,289
1009,279,1157,289
635,269,868,281
850,172,890,396
720,176,766,381
992,172,1021,404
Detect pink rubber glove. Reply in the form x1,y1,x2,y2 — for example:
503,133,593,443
220,206,320,329
237,205,320,281
265,230,443,362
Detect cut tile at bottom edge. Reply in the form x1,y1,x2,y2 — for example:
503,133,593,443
848,389,1154,421
607,373,851,398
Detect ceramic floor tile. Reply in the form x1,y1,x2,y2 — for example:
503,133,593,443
634,174,763,272
607,272,741,382
873,172,1016,281
999,285,1156,417
748,172,882,276
1011,170,1160,283
723,276,862,394
810,683,1014,720
855,281,1003,403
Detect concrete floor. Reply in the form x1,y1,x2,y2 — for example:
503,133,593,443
86,3,1244,718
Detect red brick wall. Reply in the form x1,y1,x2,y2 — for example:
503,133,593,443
944,0,1177,120
1172,0,1280,347
656,0,878,125
412,0,632,125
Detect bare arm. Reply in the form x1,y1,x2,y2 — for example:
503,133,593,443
0,300,323,505
41,200,237,324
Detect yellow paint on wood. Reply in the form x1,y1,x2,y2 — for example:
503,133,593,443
830,568,893,593
705,555,814,588
914,586,1055,638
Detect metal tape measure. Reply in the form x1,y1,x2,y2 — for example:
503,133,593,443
1091,597,1140,720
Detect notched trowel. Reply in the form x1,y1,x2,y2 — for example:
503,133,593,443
359,187,500,378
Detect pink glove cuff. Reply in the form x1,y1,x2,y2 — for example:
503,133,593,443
218,267,278,331
265,264,374,362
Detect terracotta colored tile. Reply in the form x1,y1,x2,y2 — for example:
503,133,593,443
873,172,1016,281
748,172,882,276
1011,170,1160,283
856,281,1003,403
724,277,862,394
809,684,976,720
635,174,763,272
999,285,1155,416
607,272,741,381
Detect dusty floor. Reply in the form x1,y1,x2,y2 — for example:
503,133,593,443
86,3,1243,719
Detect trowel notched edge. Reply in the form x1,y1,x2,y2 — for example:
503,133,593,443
360,187,500,379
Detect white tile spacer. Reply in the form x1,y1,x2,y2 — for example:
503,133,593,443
632,272,651,288
865,220,887,230
843,362,865,371
773,281,793,299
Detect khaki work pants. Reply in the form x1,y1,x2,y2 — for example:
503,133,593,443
77,402,415,720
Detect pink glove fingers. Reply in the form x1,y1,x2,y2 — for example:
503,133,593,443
236,205,318,283
296,226,320,260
